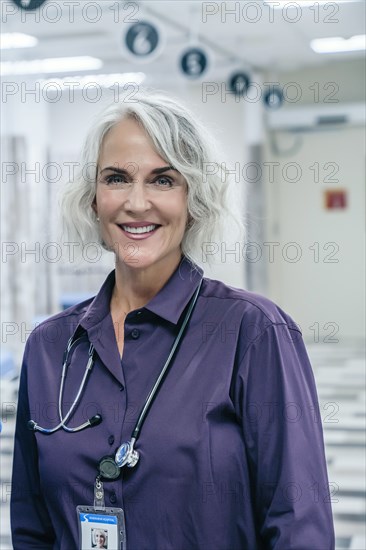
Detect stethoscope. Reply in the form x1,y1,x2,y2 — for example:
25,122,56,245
28,333,101,435
28,279,203,479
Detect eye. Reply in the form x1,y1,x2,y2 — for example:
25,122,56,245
153,176,174,187
105,174,127,185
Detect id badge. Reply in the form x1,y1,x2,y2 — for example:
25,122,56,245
77,505,126,550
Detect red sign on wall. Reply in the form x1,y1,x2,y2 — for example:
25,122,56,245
324,189,347,210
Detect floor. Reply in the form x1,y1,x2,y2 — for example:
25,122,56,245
1,341,365,549
308,341,366,549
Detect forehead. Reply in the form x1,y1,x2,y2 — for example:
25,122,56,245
99,117,162,161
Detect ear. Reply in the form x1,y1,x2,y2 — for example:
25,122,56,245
186,212,193,226
91,197,97,215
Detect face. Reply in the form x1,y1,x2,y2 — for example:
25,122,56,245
93,117,189,272
95,531,105,547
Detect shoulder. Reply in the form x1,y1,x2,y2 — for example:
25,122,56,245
26,296,95,349
200,276,300,332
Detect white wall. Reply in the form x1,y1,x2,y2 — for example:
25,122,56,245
265,125,365,341
261,60,365,341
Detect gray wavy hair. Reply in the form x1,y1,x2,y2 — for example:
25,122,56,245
60,88,245,267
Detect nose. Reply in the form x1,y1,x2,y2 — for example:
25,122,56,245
124,180,151,212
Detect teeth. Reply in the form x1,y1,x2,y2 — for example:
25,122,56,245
122,224,158,234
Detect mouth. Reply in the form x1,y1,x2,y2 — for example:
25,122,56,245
117,223,162,239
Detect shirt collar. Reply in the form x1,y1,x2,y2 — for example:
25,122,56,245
145,255,203,324
80,255,204,330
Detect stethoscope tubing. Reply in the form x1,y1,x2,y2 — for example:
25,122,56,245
131,278,203,442
29,277,203,441
28,334,98,433
58,342,96,432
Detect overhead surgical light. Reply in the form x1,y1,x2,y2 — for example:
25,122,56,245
40,73,146,89
0,56,103,76
311,35,366,53
0,33,38,50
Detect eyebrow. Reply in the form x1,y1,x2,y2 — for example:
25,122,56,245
99,165,178,176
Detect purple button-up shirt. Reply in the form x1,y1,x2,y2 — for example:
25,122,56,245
11,255,335,549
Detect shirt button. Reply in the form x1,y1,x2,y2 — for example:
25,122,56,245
108,435,115,445
110,492,117,504
131,328,140,339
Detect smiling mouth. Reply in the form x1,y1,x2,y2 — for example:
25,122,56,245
118,224,161,235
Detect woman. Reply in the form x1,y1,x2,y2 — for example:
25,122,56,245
93,529,107,549
11,90,335,549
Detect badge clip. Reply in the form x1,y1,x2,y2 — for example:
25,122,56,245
94,476,105,511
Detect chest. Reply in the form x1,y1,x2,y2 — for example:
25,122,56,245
112,314,125,359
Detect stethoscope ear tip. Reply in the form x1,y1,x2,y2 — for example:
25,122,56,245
90,414,103,427
27,420,37,431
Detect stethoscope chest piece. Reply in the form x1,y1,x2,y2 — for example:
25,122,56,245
115,440,139,468
98,456,121,480
97,439,139,481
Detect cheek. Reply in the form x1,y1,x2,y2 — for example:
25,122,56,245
171,210,187,230
170,196,188,226
96,192,116,215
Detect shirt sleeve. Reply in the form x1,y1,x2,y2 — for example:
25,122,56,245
233,322,335,549
11,338,56,549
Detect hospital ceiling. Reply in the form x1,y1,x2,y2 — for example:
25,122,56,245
1,0,365,83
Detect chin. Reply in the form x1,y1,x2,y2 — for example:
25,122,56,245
119,248,180,271
118,251,160,269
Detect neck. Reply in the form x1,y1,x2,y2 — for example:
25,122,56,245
112,252,183,314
